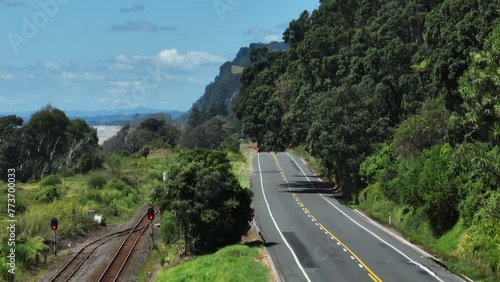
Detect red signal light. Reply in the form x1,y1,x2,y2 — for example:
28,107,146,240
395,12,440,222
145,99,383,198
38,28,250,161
51,218,58,231
147,208,154,221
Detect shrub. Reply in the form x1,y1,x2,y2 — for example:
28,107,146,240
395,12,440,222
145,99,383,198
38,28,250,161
87,174,108,189
120,174,137,187
18,199,97,239
222,135,241,153
106,154,122,176
388,144,460,235
104,178,128,191
456,221,500,275
160,211,181,243
15,236,45,268
77,153,93,173
35,186,60,202
39,175,62,187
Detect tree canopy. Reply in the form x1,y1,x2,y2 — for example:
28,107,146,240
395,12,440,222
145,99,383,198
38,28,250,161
153,149,253,254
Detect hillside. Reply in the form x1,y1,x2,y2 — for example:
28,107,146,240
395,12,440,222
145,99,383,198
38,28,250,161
176,41,288,124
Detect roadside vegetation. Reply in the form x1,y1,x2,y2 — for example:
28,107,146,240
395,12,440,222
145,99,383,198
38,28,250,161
0,99,266,281
234,1,499,281
155,245,269,282
0,147,172,281
149,143,273,282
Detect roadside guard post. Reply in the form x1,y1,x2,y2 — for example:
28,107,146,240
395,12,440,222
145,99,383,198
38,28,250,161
50,218,58,255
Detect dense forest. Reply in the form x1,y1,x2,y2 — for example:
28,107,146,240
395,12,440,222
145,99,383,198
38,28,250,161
234,0,499,279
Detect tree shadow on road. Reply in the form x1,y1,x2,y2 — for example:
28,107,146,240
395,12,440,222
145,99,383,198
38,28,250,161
278,180,343,198
243,240,279,248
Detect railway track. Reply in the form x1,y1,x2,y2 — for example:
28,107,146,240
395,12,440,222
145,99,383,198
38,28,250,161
49,226,144,282
96,209,157,282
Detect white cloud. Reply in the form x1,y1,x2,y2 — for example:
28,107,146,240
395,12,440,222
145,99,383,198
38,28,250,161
156,49,226,69
105,88,128,95
40,61,62,71
111,20,177,33
262,34,282,42
0,1,26,8
52,72,105,82
0,73,14,80
186,77,208,85
0,49,224,111
244,27,282,43
108,80,141,89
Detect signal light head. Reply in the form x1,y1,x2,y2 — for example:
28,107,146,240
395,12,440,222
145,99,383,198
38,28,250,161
51,218,58,231
147,208,154,221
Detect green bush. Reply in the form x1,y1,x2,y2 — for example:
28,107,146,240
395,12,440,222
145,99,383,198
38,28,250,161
388,144,460,235
160,211,181,243
120,174,138,187
18,199,96,239
106,154,122,176
399,208,434,244
87,173,108,189
39,175,62,187
35,186,60,202
104,178,128,191
15,235,46,268
222,135,241,153
457,221,500,276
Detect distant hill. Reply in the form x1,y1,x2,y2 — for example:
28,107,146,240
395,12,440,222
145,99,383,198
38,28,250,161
0,108,185,125
177,41,289,124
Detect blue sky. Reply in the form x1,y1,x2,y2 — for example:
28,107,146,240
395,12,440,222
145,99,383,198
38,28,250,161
0,0,319,113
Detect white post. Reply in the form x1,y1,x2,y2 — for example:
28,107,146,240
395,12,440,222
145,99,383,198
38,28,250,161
53,231,57,255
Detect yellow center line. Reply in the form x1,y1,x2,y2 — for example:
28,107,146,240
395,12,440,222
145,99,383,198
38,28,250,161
271,152,383,282
319,223,382,282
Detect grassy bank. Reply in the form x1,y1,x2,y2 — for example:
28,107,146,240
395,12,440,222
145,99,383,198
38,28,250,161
155,245,270,282
228,143,254,189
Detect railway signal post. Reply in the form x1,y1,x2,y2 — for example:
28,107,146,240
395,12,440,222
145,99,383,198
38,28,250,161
147,208,155,250
51,218,58,255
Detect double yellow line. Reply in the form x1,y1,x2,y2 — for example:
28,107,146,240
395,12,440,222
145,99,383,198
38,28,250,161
272,153,288,182
271,153,383,282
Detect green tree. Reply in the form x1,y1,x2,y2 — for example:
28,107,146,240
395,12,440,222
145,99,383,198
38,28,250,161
188,105,203,128
141,145,151,159
180,117,229,150
154,149,253,254
0,115,23,181
456,26,500,143
138,118,165,132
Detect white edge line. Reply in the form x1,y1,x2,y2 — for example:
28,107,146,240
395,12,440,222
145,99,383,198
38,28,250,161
258,153,312,282
286,152,446,282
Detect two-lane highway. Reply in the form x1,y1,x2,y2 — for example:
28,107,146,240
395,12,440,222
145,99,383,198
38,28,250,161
252,152,463,282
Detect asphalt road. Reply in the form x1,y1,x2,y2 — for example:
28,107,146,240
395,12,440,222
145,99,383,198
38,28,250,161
252,152,463,282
